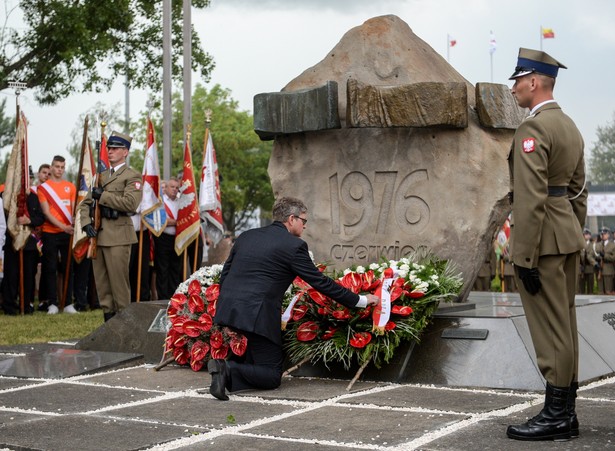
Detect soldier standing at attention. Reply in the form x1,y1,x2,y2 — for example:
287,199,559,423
596,227,615,294
506,48,587,441
79,132,142,321
579,229,596,294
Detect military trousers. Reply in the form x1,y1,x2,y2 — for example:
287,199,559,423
93,244,131,314
515,252,579,387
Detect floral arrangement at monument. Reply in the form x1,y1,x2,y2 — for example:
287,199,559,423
281,250,463,378
163,250,462,377
163,264,247,371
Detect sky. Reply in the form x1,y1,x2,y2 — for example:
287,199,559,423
2,0,615,175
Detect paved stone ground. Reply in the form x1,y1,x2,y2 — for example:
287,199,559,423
0,344,614,450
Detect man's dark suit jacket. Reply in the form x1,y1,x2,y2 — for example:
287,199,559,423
214,221,360,345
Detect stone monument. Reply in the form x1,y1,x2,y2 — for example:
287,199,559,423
254,15,526,301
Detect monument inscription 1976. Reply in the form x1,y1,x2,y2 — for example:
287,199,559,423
329,169,429,264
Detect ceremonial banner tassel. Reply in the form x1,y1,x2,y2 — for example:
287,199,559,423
199,128,224,245
174,129,201,256
4,112,30,251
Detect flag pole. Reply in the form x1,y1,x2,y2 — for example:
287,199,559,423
446,34,450,62
540,25,543,51
9,80,27,314
137,108,153,303
193,110,212,273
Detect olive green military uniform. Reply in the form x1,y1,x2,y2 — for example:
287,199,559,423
509,102,587,387
596,237,615,294
579,236,596,294
79,166,142,314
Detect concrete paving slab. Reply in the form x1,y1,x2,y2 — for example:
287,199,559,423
579,381,615,400
234,376,382,402
0,414,195,451
103,395,299,430
243,404,467,447
0,380,162,413
339,385,532,413
80,364,211,392
173,434,363,450
0,376,44,390
0,409,48,427
422,398,615,450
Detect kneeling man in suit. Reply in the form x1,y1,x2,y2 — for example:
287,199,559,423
209,196,380,400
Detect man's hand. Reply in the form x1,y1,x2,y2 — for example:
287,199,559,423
365,294,380,306
92,187,104,200
83,224,97,238
517,265,541,295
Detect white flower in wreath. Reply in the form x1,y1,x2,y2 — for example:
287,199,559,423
369,263,380,270
355,265,365,274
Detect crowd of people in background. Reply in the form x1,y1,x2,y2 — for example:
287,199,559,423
473,226,613,295
0,152,234,317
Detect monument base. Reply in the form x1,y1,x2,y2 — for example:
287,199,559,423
290,292,615,390
75,300,168,364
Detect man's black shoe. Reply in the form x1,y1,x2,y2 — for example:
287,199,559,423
37,301,48,312
207,359,229,401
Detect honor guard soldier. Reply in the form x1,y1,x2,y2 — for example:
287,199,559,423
579,228,596,294
596,227,615,294
79,131,142,321
506,48,587,441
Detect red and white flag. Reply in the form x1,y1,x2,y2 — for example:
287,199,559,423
174,135,201,255
448,34,457,47
73,117,96,263
489,31,497,54
199,130,224,245
4,112,30,251
141,117,167,236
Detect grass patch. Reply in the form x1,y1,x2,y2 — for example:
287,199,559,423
0,310,103,345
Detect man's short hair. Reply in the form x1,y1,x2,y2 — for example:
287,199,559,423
38,163,50,172
272,197,307,222
52,155,65,164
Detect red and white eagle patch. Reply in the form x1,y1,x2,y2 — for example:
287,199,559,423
522,138,536,153
135,182,141,190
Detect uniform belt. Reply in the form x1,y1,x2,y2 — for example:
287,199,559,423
548,186,567,197
508,186,567,203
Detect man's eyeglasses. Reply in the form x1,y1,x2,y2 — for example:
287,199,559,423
294,215,308,225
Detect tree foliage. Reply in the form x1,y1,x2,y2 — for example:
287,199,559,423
94,84,273,234
0,0,214,104
589,113,615,185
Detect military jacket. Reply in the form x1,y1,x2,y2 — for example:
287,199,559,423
508,102,587,268
79,165,142,247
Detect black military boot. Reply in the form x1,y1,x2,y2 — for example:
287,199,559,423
507,383,571,441
568,381,579,438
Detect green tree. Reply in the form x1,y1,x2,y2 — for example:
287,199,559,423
132,84,273,234
589,113,615,185
65,102,125,182
0,0,214,104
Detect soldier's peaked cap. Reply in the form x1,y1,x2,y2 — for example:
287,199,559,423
509,48,567,80
107,131,132,150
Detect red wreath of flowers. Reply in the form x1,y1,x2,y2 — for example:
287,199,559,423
165,277,247,371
